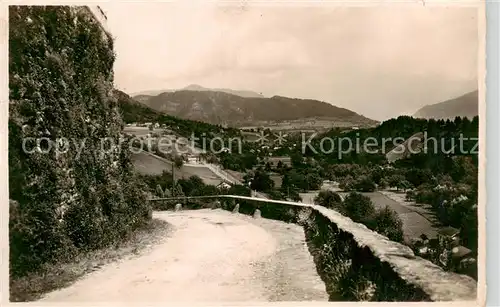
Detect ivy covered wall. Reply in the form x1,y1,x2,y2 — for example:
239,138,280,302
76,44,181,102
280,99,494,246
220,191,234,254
9,6,150,277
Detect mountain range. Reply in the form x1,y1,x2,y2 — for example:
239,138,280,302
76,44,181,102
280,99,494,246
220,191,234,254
413,90,478,120
131,89,378,127
132,84,264,99
127,85,478,127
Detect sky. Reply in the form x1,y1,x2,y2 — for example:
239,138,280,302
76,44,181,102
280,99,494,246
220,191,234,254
100,2,479,121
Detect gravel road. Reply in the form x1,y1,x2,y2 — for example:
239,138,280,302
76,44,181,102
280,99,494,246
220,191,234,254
40,209,327,303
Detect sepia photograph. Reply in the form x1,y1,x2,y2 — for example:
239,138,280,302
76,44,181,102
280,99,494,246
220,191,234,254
4,1,485,304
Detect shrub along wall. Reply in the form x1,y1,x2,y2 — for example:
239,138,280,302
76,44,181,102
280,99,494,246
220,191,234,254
150,195,477,302
9,6,151,277
303,210,429,301
305,205,477,301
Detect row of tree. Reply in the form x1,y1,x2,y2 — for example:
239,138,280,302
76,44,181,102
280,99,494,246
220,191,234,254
140,171,253,200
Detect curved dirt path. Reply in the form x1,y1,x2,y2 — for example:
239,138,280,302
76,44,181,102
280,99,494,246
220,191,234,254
40,209,327,303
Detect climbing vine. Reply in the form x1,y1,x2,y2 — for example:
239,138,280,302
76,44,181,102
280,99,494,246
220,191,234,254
9,6,150,277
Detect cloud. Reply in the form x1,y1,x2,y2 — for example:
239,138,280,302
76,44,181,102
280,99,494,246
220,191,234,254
101,3,478,120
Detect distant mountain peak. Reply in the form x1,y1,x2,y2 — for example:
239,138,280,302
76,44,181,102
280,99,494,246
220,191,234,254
413,90,478,120
183,84,207,91
132,85,265,99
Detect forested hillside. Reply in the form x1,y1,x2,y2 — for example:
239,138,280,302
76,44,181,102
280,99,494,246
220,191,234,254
135,89,378,127
115,89,161,123
414,90,478,120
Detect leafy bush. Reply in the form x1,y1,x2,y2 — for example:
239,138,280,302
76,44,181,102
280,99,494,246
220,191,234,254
177,175,220,197
173,155,184,168
139,170,174,195
353,175,376,192
226,184,252,197
342,192,376,223
369,206,404,242
281,167,323,192
266,189,286,200
314,190,343,210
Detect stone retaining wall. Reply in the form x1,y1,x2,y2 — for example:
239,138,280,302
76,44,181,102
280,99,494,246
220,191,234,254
149,195,477,301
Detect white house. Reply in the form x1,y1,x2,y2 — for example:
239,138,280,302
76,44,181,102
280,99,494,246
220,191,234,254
187,155,199,164
216,180,232,190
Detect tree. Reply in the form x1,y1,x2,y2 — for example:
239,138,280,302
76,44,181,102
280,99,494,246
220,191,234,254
450,156,477,186
243,171,254,186
241,153,258,170
338,175,355,191
265,162,272,172
289,190,302,202
437,174,454,187
404,168,433,187
174,155,184,169
397,180,413,192
172,183,184,197
228,184,251,197
177,175,204,196
314,190,342,210
290,151,304,168
306,171,323,190
282,169,305,192
342,192,375,223
250,169,274,192
378,178,389,190
368,166,384,184
199,184,219,196
353,175,376,192
155,184,164,198
277,160,284,172
189,175,204,186
388,174,405,190
370,206,404,243
267,189,285,200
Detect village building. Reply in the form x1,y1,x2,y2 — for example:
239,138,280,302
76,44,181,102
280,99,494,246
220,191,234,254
216,180,232,190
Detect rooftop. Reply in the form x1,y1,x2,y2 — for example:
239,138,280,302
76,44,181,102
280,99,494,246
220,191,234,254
451,245,474,259
438,226,460,237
